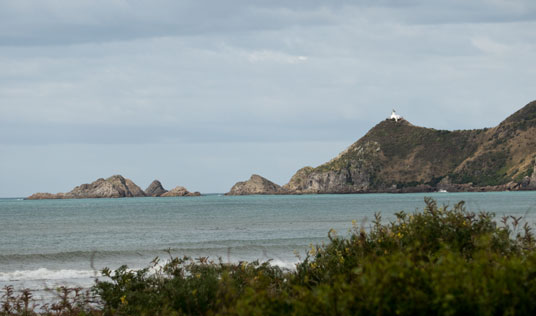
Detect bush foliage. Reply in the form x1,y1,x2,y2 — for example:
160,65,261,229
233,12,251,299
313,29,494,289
3,198,536,315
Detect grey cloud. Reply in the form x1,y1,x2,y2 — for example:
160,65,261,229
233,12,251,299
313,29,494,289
0,0,334,46
1,1,535,46
1,17,534,146
369,0,536,24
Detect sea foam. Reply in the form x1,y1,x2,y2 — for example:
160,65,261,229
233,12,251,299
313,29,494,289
0,268,99,282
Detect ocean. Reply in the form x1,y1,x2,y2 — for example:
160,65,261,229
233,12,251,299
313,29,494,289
1,192,535,300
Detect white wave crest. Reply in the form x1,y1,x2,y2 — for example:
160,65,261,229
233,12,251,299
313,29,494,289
0,268,99,282
0,260,298,284
268,259,299,270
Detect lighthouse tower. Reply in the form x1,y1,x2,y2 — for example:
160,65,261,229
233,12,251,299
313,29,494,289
390,109,402,122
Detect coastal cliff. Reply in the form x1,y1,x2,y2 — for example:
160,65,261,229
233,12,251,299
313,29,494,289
283,101,536,193
226,174,284,195
226,101,536,194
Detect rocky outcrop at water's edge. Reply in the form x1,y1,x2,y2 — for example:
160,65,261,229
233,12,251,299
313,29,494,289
226,174,284,195
160,186,201,197
145,180,168,197
27,176,200,199
27,175,146,199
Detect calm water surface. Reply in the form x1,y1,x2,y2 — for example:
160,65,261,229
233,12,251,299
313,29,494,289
1,192,535,297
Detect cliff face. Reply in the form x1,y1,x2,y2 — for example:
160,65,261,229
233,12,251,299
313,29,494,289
283,140,383,193
27,175,147,199
145,180,168,197
226,174,284,195
284,101,536,193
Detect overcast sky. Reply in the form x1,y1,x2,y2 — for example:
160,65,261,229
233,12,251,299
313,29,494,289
1,0,535,197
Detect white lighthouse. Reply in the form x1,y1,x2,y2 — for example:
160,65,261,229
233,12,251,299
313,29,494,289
390,109,402,122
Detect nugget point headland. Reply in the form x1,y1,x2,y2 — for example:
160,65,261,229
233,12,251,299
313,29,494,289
28,101,536,199
227,101,536,195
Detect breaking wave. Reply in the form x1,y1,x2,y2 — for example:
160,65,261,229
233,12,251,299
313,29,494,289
0,268,98,282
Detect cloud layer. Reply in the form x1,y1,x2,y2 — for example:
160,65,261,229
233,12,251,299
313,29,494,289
1,0,535,195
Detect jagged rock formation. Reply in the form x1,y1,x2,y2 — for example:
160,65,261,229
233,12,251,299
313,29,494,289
283,100,536,193
226,174,284,195
145,180,168,197
28,176,203,199
27,175,146,199
160,186,201,197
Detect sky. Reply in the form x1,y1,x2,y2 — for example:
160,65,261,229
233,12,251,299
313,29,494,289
1,0,536,197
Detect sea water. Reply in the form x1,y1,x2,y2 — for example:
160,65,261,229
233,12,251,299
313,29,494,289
1,192,535,300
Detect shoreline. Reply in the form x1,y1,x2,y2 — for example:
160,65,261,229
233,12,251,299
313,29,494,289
21,186,536,200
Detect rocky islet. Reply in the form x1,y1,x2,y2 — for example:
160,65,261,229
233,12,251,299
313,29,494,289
27,176,200,199
144,180,168,197
225,174,284,195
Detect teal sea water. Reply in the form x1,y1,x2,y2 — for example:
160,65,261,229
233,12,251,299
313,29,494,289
1,192,535,298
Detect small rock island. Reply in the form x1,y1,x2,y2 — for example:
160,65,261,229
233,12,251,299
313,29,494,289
161,186,201,197
225,174,284,195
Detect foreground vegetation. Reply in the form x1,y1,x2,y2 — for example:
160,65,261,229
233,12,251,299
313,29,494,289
3,198,536,315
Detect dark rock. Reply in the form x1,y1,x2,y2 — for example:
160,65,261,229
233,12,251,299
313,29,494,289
145,180,168,197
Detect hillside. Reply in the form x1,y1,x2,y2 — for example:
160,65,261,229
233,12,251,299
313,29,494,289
283,101,536,193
